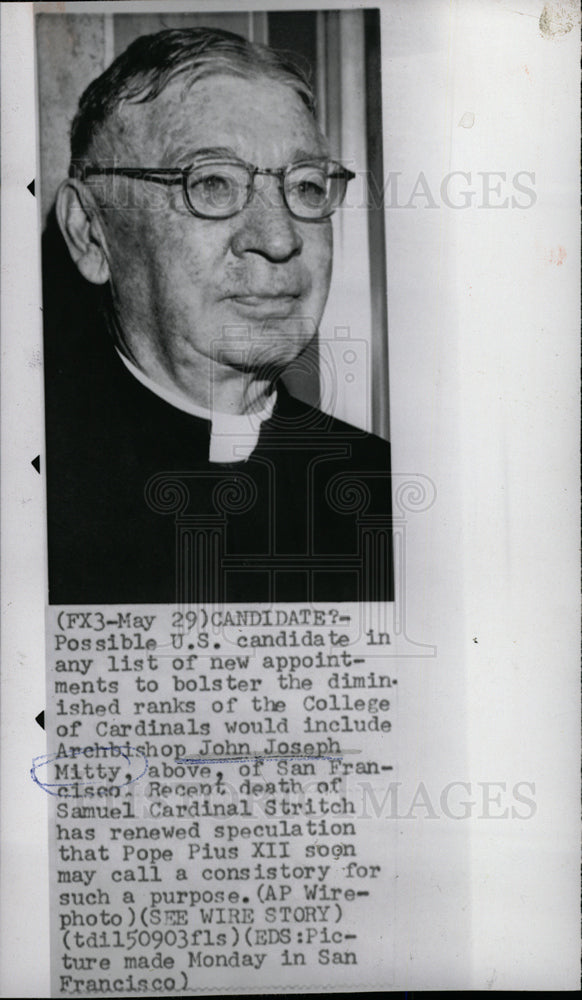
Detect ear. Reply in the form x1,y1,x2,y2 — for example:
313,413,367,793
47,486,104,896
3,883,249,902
56,178,111,285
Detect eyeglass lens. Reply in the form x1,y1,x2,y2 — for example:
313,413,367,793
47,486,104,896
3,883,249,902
184,162,347,219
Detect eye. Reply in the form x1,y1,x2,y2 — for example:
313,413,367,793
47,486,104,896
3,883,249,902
298,179,327,201
192,172,237,206
287,167,329,208
185,163,250,217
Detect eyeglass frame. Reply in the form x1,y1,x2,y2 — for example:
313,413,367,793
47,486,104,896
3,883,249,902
73,157,356,221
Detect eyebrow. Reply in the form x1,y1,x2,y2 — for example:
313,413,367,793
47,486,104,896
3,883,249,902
189,146,239,159
184,146,330,164
293,147,330,161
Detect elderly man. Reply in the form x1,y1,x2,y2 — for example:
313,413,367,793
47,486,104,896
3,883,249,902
46,27,392,604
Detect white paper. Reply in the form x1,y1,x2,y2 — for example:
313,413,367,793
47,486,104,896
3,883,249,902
1,1,579,995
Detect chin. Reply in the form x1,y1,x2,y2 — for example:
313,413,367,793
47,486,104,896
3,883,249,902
249,338,312,372
219,326,315,375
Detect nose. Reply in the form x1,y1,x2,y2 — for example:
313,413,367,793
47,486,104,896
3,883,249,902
230,176,303,263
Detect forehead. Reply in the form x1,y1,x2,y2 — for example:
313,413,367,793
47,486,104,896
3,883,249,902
117,73,327,165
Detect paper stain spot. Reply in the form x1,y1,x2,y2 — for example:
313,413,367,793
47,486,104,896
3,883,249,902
539,1,579,38
458,111,475,129
37,1,66,11
547,246,567,266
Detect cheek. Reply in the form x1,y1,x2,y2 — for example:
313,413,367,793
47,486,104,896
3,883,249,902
105,211,211,293
306,224,333,297
102,211,153,279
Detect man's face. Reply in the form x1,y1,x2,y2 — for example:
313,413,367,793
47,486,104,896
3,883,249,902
94,73,333,386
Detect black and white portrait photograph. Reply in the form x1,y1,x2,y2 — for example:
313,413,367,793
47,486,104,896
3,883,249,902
37,8,393,605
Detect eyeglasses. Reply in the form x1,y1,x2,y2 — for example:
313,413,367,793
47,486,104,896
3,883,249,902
77,157,355,221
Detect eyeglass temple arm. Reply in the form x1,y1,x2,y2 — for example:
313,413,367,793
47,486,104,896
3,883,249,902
71,166,184,185
72,164,356,183
329,166,356,180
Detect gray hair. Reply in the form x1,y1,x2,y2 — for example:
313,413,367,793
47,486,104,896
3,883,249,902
70,27,316,165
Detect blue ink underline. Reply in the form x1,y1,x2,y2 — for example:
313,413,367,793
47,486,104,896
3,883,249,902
175,753,359,765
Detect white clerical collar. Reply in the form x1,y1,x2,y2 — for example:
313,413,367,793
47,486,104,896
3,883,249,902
116,349,276,464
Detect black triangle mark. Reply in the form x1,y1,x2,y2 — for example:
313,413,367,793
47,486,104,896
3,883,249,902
27,179,35,197
35,710,45,730
31,455,41,474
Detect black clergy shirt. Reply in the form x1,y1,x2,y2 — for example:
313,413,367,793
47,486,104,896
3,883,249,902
45,340,393,605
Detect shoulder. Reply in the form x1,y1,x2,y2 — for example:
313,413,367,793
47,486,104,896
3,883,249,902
270,384,390,460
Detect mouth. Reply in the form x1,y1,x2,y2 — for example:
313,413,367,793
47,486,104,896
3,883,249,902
228,293,301,317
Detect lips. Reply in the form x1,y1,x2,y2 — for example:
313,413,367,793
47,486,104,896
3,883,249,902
228,292,301,317
229,292,300,303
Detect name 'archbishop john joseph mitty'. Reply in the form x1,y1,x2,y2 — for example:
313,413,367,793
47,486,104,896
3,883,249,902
45,27,393,605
